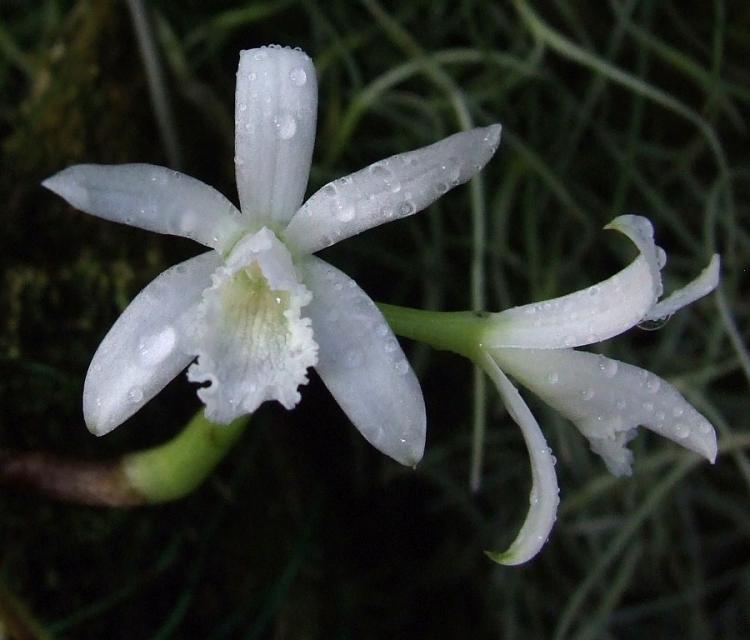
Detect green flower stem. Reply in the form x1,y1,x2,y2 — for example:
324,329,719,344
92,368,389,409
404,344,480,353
122,410,249,504
378,303,486,360
122,304,483,504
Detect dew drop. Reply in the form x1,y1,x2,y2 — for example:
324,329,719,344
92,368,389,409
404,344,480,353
673,423,689,439
384,339,399,354
398,201,415,216
128,386,144,403
698,421,712,435
547,372,559,385
150,171,168,186
394,359,409,376
381,205,394,218
598,357,618,378
390,181,402,194
336,204,355,222
138,327,177,366
646,377,661,394
322,184,336,197
564,335,576,347
435,182,448,195
275,113,297,140
672,406,684,418
254,51,267,61
289,67,307,86
581,388,595,401
238,102,248,112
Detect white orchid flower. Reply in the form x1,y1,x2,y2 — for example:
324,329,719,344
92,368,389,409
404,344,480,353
42,45,502,466
481,215,720,564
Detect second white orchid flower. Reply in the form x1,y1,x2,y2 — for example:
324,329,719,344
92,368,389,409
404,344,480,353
43,45,502,466
379,213,719,564
481,215,719,564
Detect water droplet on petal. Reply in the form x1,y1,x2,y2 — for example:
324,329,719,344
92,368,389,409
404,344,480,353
646,377,661,394
336,204,355,222
547,372,559,385
138,326,177,366
275,113,297,140
672,406,684,418
384,339,399,354
289,67,307,86
598,357,618,378
673,423,689,439
398,201,415,216
581,388,595,401
394,359,409,375
128,386,144,403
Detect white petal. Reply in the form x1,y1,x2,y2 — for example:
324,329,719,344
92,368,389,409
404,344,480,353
234,46,317,226
43,164,245,252
491,347,717,475
483,214,662,350
301,256,426,466
644,254,720,322
185,228,317,423
84,251,222,435
283,125,502,254
480,353,559,566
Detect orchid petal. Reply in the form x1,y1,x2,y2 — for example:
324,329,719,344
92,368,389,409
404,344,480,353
491,347,717,476
283,125,502,254
235,46,317,226
483,214,663,350
185,229,317,424
84,251,222,435
644,254,720,322
481,353,559,566
42,164,245,252
301,257,426,466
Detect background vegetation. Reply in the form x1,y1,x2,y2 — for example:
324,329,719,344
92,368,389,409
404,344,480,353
1,0,748,637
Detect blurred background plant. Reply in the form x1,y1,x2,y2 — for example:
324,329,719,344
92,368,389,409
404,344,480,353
0,0,748,637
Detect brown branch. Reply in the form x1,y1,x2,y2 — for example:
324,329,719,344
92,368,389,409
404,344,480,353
0,449,146,506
